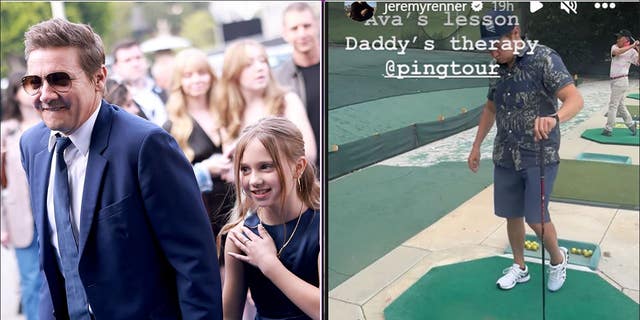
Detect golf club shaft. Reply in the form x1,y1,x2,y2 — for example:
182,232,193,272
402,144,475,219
539,125,546,320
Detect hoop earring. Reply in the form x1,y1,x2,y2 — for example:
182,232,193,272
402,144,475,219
297,177,302,192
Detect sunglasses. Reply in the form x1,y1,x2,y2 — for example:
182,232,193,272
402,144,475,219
21,72,75,96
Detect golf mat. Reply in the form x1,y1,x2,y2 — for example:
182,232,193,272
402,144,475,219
581,127,640,146
384,256,639,320
551,159,639,209
504,235,601,270
576,152,631,164
328,160,493,289
627,93,640,100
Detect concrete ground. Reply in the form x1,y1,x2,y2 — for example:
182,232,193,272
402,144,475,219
329,79,640,319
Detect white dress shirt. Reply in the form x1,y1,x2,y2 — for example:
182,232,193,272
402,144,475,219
46,102,101,260
132,77,167,126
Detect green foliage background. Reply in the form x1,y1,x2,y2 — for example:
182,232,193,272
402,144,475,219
526,2,640,76
1,2,112,76
1,2,54,76
1,2,216,78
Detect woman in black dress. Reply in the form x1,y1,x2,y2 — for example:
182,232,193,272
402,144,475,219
163,48,234,239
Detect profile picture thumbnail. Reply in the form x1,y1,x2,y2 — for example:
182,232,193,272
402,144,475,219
346,1,375,22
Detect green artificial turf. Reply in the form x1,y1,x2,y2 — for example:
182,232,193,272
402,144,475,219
328,161,493,289
385,256,639,320
551,159,639,209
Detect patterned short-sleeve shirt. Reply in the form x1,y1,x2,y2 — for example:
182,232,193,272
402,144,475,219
487,44,574,171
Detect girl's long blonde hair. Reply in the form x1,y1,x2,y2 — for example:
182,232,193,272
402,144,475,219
165,48,218,161
214,39,286,142
217,116,320,255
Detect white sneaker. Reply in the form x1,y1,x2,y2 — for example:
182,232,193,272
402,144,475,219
547,247,568,292
497,263,530,290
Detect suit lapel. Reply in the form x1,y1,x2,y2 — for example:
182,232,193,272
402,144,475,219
31,128,69,310
78,102,112,256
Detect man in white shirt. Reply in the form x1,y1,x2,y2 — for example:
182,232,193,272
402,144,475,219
602,29,639,136
111,40,168,126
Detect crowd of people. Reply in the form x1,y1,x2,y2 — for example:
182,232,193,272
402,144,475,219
1,2,321,320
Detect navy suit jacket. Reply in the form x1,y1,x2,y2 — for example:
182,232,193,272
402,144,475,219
20,101,222,319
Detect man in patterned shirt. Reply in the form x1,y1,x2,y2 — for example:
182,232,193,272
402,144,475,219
602,29,639,136
467,11,583,292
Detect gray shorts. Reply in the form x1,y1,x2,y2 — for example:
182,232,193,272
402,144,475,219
493,164,559,224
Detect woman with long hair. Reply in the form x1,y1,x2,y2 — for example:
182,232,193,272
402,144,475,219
163,48,234,239
215,39,317,165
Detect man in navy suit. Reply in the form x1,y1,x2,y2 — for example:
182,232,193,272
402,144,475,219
19,18,222,319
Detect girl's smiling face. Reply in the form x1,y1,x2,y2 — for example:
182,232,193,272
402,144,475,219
239,139,295,214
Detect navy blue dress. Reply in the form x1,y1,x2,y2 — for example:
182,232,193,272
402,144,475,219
243,208,320,320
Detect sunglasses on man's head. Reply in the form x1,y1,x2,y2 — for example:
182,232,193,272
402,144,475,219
21,72,75,96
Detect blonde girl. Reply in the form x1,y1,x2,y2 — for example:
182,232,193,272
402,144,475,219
220,116,320,320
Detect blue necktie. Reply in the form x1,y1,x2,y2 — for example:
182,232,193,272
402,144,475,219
54,136,79,250
53,135,92,319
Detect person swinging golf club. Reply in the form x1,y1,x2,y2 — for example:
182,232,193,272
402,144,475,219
467,10,583,296
602,29,639,137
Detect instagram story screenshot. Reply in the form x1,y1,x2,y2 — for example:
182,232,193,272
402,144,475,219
326,1,639,320
1,2,323,320
1,1,639,319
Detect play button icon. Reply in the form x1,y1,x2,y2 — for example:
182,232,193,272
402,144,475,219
530,1,544,13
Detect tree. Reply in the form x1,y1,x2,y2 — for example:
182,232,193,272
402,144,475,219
134,2,211,39
526,3,640,76
1,2,52,76
181,10,217,50
0,2,112,77
67,2,112,41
